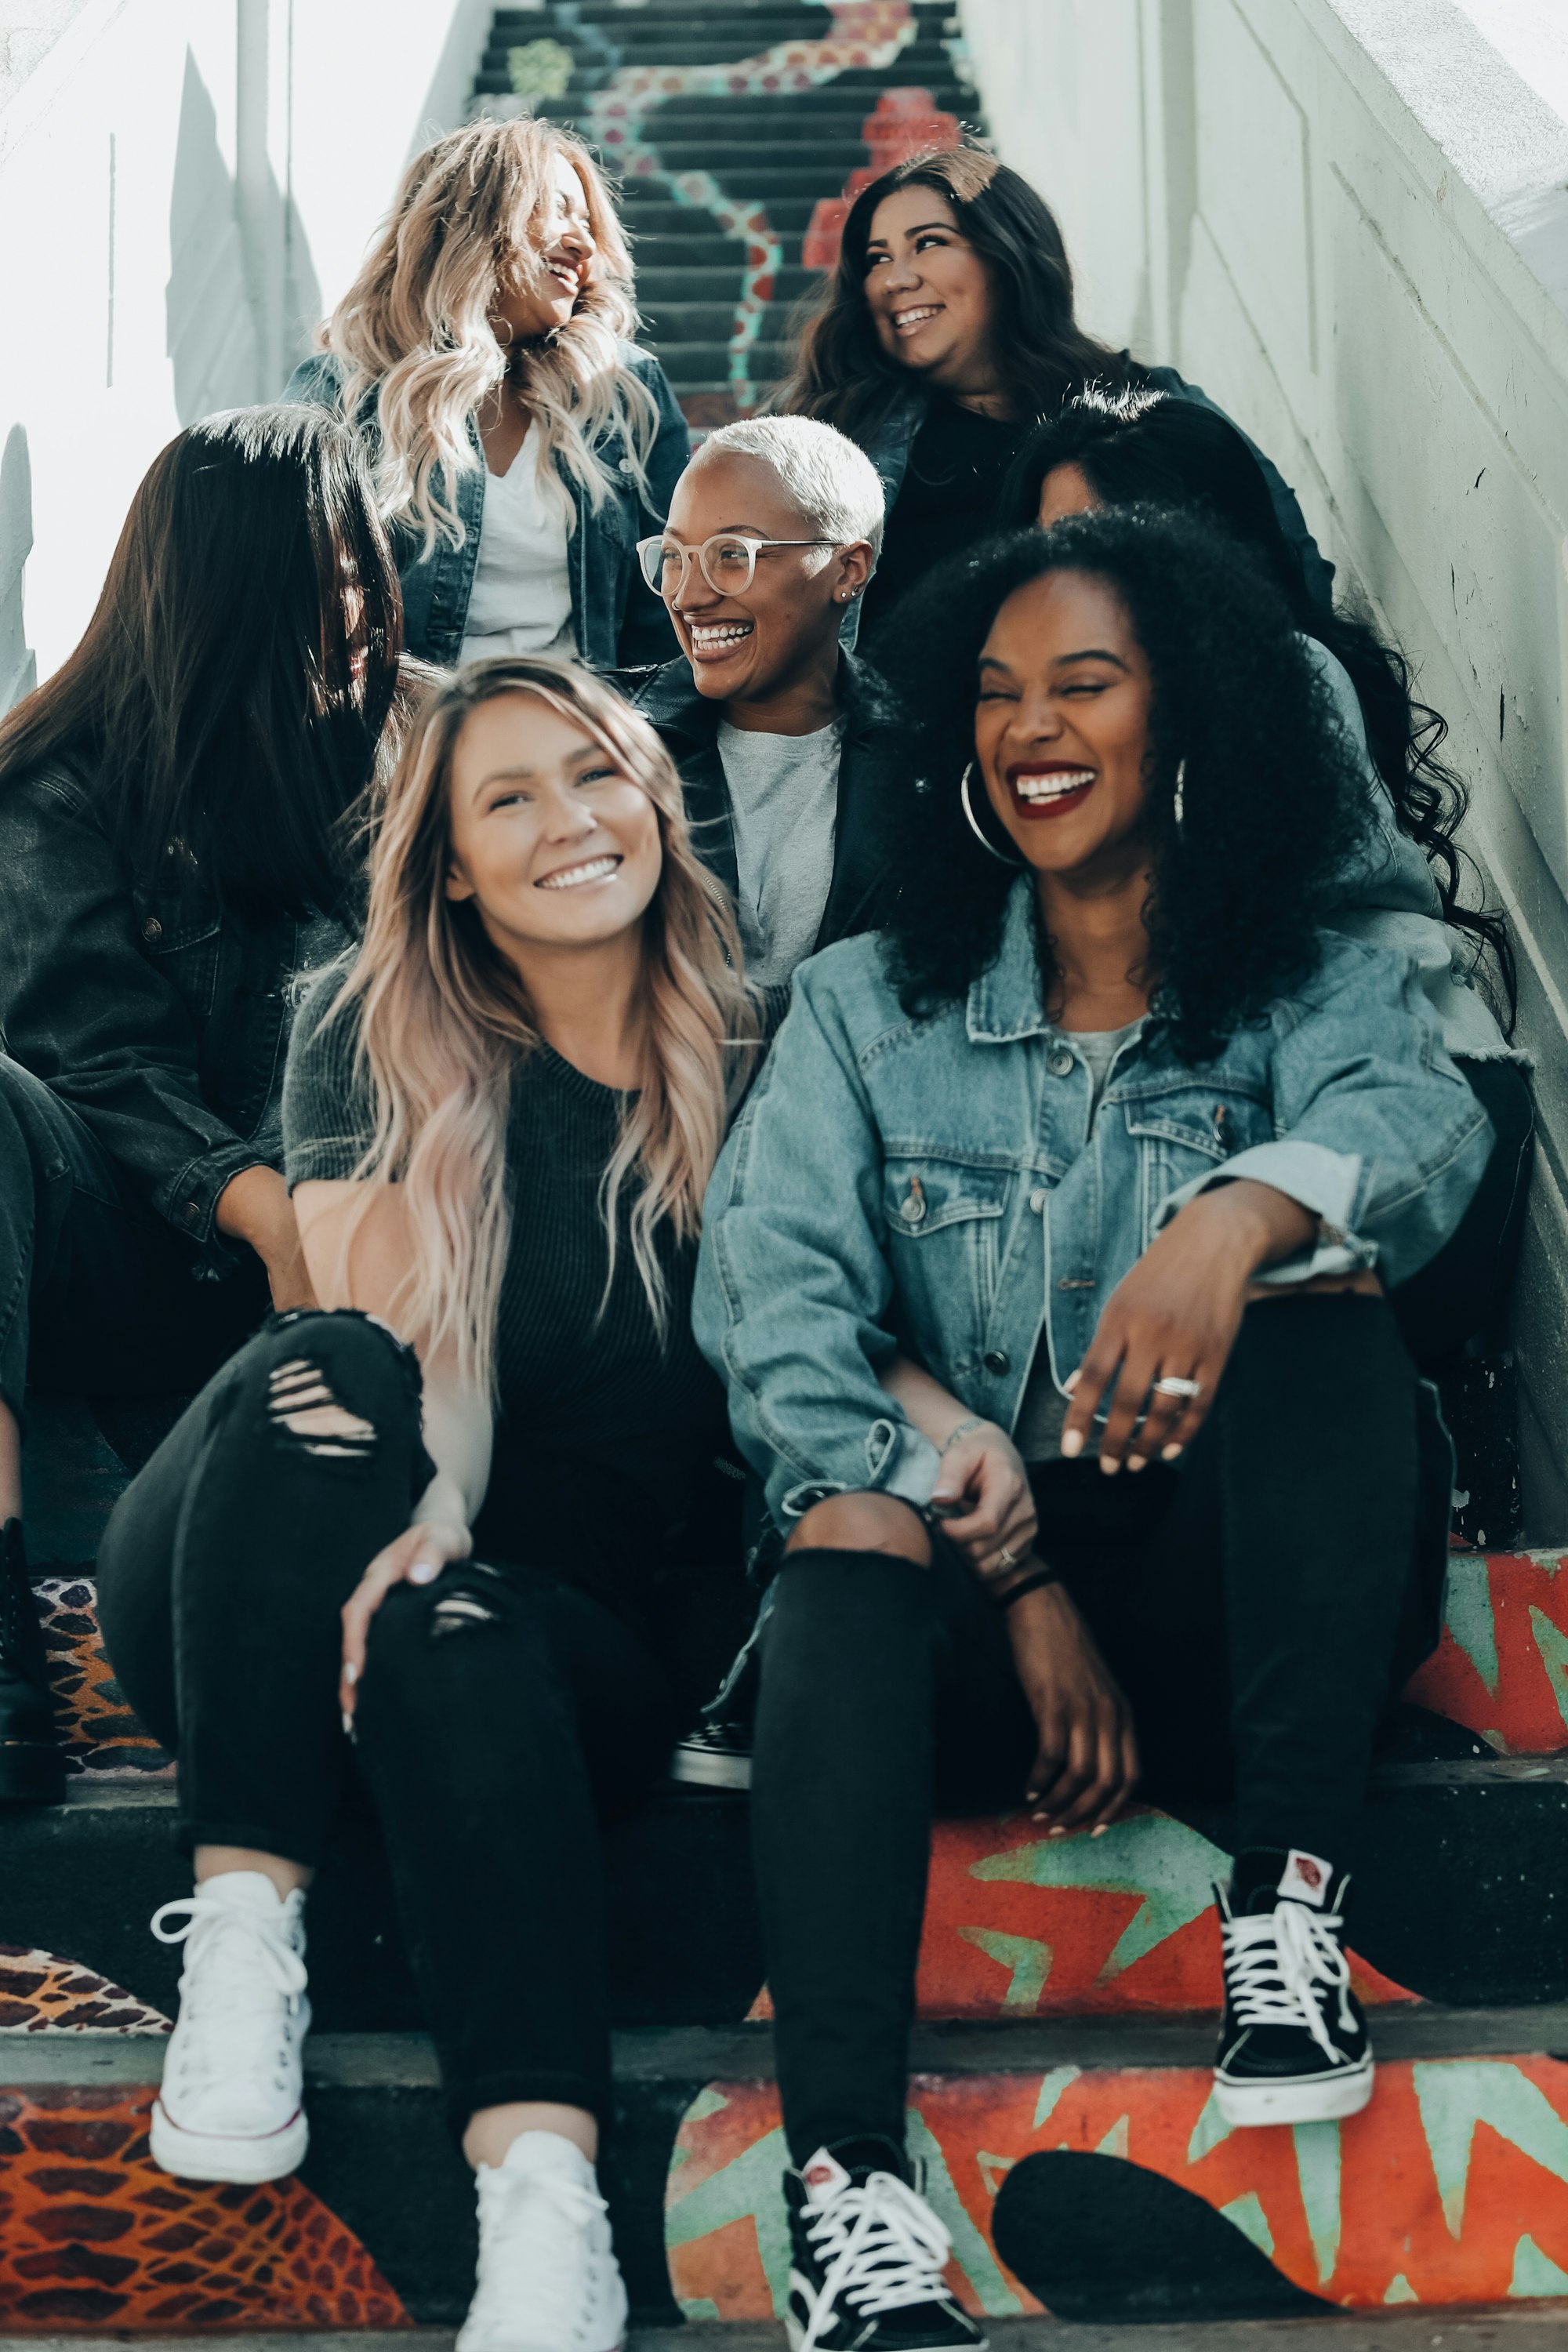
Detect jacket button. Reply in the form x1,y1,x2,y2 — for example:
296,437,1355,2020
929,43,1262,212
619,456,636,474
182,1201,202,1228
982,1349,1010,1376
1029,1188,1047,1214
142,916,162,944
1048,1047,1075,1078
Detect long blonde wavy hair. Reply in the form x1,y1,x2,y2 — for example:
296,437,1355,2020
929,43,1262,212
324,658,756,1397
320,119,659,559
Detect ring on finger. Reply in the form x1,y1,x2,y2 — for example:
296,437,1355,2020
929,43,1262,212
996,1545,1018,1573
1152,1374,1202,1400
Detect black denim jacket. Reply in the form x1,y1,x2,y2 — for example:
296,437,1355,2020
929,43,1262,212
0,762,350,1269
619,650,898,967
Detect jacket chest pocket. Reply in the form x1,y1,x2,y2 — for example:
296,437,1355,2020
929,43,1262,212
883,1159,1011,1367
136,903,221,1022
1120,1084,1270,1232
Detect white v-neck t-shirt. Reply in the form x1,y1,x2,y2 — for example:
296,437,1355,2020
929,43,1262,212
459,438,575,665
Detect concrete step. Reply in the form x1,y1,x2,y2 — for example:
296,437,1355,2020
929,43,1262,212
11,2014,1568,2327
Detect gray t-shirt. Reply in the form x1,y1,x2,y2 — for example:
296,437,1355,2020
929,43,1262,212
716,718,840,989
1013,1023,1140,1463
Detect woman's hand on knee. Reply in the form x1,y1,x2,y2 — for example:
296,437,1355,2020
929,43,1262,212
1007,1583,1139,1834
929,1421,1036,1584
1062,1181,1319,1472
339,1517,470,1722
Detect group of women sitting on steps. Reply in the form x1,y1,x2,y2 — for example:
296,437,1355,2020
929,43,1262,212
0,114,1532,2352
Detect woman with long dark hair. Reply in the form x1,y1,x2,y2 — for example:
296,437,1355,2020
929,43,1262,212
779,147,1332,641
289,116,689,671
694,513,1488,2348
997,387,1530,1372
0,405,403,1802
96,659,757,2347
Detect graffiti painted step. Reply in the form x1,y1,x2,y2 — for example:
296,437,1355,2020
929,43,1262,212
477,48,960,90
10,1763,1568,2025
12,2018,1568,2327
640,267,821,303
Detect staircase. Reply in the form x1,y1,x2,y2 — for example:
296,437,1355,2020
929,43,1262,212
5,1388,1568,2328
470,0,984,425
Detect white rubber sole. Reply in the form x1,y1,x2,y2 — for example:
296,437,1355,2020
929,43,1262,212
786,2302,987,2352
668,1743,751,1790
1214,2056,1374,2128
149,2096,309,2183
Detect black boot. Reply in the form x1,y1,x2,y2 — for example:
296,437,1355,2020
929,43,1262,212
0,1519,64,1803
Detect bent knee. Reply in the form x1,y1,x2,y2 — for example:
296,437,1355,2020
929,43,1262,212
786,1490,931,1564
364,1565,510,1685
235,1310,420,1456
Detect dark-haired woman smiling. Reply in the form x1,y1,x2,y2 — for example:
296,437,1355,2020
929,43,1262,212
695,512,1488,2350
780,147,1331,643
0,406,402,1800
997,389,1530,1377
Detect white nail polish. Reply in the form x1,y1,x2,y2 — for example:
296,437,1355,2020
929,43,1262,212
409,1562,437,1584
343,1660,359,1685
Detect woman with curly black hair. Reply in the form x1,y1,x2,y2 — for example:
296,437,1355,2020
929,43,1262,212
995,390,1531,1374
693,511,1490,2349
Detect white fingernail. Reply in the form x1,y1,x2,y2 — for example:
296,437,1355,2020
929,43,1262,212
1162,1444,1183,1461
1062,1371,1080,1392
1060,1430,1083,1460
341,1708,355,1740
409,1561,437,1584
343,1660,358,1685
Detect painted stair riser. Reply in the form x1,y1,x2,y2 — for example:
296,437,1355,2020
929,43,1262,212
9,1779,1568,2027
10,2049,1568,2326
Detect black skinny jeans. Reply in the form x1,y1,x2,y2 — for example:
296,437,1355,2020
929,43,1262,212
752,1295,1450,2162
96,1308,739,2134
0,1055,268,1426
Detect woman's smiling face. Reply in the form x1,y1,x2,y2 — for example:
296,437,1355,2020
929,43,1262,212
488,151,597,345
975,571,1154,875
445,691,662,959
862,187,997,392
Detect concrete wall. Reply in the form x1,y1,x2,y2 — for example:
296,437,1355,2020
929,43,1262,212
961,0,1568,1535
0,0,491,709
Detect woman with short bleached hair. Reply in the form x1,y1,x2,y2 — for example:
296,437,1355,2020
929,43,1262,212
97,657,757,2346
289,116,690,670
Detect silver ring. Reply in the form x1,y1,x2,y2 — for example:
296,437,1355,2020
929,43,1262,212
1152,1375,1202,1400
996,1546,1018,1572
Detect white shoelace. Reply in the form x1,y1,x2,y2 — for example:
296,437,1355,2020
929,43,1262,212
800,2171,953,2352
1222,1900,1355,2062
467,2163,610,2350
152,1890,307,2098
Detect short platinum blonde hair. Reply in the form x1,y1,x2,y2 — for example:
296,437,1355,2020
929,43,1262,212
695,413,885,559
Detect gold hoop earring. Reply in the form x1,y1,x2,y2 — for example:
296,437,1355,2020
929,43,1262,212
960,764,1025,866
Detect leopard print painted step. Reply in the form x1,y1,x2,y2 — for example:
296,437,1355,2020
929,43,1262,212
34,1579,170,1780
0,1951,170,2036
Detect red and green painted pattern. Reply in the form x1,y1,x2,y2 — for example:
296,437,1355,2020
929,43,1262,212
666,2058,1568,2316
1406,1550,1568,1753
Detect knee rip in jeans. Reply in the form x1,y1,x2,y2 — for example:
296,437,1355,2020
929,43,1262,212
267,1358,377,1460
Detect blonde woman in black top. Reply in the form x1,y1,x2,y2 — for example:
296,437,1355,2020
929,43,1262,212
96,659,756,2352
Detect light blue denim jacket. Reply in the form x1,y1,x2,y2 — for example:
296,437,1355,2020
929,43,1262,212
693,882,1492,1528
285,347,690,670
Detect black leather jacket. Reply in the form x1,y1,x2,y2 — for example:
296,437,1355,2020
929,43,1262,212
0,761,350,1268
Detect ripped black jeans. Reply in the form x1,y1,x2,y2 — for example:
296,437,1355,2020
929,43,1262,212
96,1308,732,2131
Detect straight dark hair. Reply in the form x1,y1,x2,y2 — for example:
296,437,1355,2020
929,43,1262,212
779,148,1138,440
0,404,403,921
1000,389,1515,1023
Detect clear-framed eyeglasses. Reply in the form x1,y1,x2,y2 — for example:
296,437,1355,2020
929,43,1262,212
636,532,842,598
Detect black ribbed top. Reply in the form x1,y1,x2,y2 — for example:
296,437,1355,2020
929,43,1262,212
282,979,731,1596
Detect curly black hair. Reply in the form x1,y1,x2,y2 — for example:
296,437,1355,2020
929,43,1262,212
996,388,1515,1022
873,508,1372,1065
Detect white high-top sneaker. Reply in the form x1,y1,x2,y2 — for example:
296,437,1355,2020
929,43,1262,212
457,2131,628,2352
149,1871,310,2183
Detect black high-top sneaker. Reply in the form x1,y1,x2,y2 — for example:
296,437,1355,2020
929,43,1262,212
783,2136,985,2352
1214,1846,1372,2126
0,1519,64,1803
669,1715,752,1789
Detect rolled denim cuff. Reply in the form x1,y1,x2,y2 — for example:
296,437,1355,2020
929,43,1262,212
775,1415,942,1523
1153,1140,1378,1283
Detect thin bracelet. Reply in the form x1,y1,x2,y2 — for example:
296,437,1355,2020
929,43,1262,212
993,1565,1062,1610
940,1415,988,1453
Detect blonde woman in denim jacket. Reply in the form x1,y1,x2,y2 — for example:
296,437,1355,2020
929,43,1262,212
693,511,1491,2352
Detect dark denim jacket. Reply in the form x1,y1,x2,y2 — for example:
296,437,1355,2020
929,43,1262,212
0,763,349,1266
285,347,690,670
844,365,1335,648
619,651,896,967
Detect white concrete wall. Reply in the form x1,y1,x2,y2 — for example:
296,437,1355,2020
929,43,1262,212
962,0,1568,1531
0,0,491,709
